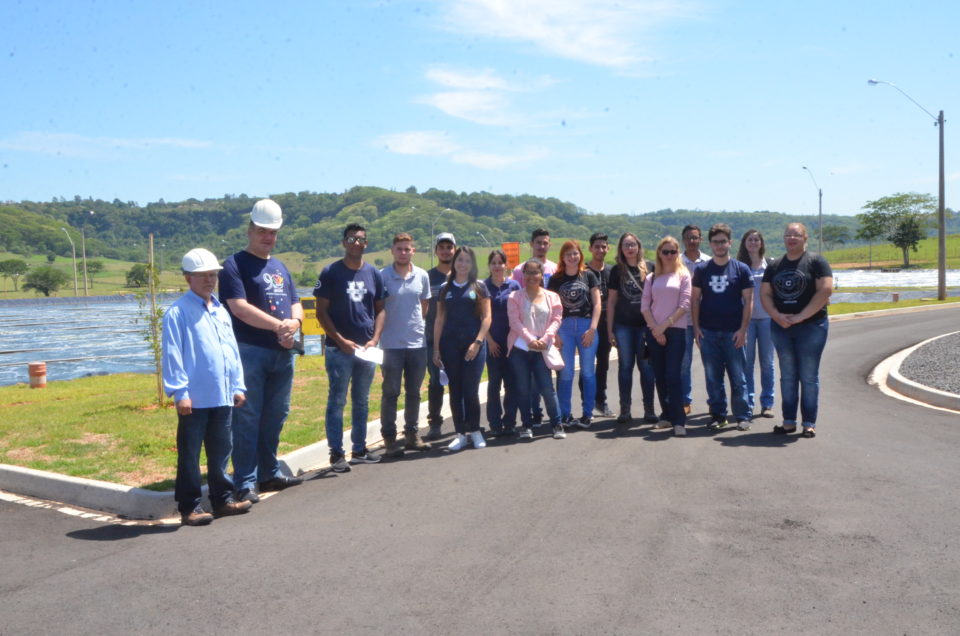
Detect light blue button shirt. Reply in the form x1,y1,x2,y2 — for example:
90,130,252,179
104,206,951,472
162,290,245,408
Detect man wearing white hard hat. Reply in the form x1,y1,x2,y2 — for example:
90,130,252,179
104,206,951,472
162,248,251,526
218,199,305,503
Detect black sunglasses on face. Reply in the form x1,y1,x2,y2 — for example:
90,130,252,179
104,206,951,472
661,249,678,255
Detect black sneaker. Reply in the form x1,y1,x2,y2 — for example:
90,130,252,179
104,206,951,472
237,488,260,504
706,415,728,430
349,448,382,465
330,452,351,472
643,406,659,424
616,409,631,424
258,475,303,492
577,416,592,429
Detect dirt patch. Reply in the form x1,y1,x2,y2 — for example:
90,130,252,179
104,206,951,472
5,446,55,463
76,432,116,447
114,463,173,488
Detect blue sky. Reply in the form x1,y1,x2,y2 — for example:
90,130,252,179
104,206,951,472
1,0,956,218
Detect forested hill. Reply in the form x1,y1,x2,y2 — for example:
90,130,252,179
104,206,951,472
2,186,877,263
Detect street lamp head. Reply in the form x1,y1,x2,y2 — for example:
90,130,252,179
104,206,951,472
867,79,880,85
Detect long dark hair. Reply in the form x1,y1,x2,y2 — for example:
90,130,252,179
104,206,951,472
615,232,647,279
441,246,484,314
736,229,765,264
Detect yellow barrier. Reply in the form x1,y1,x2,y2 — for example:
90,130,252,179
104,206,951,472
299,297,325,336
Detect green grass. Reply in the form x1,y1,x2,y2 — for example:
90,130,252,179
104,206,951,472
0,354,392,490
824,233,960,269
829,296,960,314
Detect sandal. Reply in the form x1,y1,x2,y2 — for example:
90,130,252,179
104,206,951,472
772,425,797,435
801,428,816,438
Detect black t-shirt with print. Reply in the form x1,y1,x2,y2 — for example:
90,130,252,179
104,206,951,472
547,270,599,319
609,261,654,328
762,251,832,323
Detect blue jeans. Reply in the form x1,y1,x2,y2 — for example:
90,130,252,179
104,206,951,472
681,325,695,406
325,346,376,455
508,348,560,427
557,316,599,419
233,343,295,491
176,406,235,513
613,323,657,411
439,337,487,434
698,328,750,421
486,343,517,432
771,317,828,428
745,318,775,412
380,347,427,438
646,327,686,426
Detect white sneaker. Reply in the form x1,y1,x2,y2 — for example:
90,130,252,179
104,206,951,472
552,425,567,439
674,425,687,437
469,430,486,449
518,427,534,439
447,434,468,451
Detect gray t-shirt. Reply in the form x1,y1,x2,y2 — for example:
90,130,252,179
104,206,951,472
379,264,431,349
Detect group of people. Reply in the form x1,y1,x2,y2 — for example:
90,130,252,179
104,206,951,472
162,199,833,527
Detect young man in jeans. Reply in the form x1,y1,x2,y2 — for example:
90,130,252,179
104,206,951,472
376,233,432,457
424,233,456,439
315,223,385,471
690,223,754,430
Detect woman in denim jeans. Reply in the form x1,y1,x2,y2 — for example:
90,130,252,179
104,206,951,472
641,236,691,437
484,249,521,436
506,260,565,440
737,229,775,419
607,233,660,425
760,223,833,438
547,240,601,428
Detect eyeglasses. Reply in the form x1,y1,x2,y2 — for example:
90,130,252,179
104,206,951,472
622,242,638,248
709,239,729,245
345,236,368,245
660,249,678,255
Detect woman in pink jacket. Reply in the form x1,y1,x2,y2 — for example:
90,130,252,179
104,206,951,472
507,259,565,440
641,236,692,437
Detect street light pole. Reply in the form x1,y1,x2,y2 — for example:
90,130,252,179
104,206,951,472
60,227,78,295
868,79,946,301
801,166,823,253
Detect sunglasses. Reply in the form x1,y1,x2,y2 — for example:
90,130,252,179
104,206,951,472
345,236,368,245
660,249,678,255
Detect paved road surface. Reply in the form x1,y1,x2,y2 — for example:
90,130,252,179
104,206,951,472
2,306,959,635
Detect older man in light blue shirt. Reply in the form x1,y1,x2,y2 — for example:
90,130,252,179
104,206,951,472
162,248,250,526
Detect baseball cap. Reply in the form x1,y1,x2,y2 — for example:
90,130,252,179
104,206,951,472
251,199,283,229
435,232,456,246
182,248,223,273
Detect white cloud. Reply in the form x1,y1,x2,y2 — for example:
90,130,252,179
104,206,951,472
425,67,511,90
438,0,697,69
415,91,515,126
378,131,461,156
0,131,212,159
376,130,546,169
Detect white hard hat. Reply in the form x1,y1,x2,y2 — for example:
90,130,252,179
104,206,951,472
251,199,283,229
182,248,223,273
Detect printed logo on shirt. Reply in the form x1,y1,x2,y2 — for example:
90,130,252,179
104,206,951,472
261,272,285,294
772,269,807,303
708,275,730,294
557,277,589,311
347,281,367,302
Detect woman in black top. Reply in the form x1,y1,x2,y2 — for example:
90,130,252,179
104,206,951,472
606,232,660,425
760,223,833,438
433,246,492,451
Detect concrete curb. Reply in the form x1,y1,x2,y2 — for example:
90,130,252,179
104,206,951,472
883,332,960,412
0,380,462,520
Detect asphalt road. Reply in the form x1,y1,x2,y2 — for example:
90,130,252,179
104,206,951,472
2,306,959,635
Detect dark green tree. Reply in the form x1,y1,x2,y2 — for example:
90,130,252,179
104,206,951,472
860,193,936,267
821,225,851,251
126,263,158,288
0,259,29,291
23,266,70,296
86,259,104,288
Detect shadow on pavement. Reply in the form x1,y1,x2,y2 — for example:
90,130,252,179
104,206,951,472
67,524,180,542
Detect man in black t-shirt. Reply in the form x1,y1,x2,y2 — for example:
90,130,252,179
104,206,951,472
582,232,613,417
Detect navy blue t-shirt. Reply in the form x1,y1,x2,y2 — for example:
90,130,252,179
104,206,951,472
219,250,300,349
484,277,521,346
440,280,489,346
313,260,384,344
692,259,754,332
425,267,449,344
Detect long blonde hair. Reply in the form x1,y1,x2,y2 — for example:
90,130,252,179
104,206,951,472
654,236,688,277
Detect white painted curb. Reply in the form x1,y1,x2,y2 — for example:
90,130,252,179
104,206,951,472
881,331,960,412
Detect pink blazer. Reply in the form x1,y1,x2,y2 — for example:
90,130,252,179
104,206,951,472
506,288,563,356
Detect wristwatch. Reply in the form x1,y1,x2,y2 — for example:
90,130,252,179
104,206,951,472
474,339,483,345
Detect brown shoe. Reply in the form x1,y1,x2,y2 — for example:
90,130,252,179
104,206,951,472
404,430,432,451
683,404,692,415
181,506,214,526
212,498,252,518
383,434,405,458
